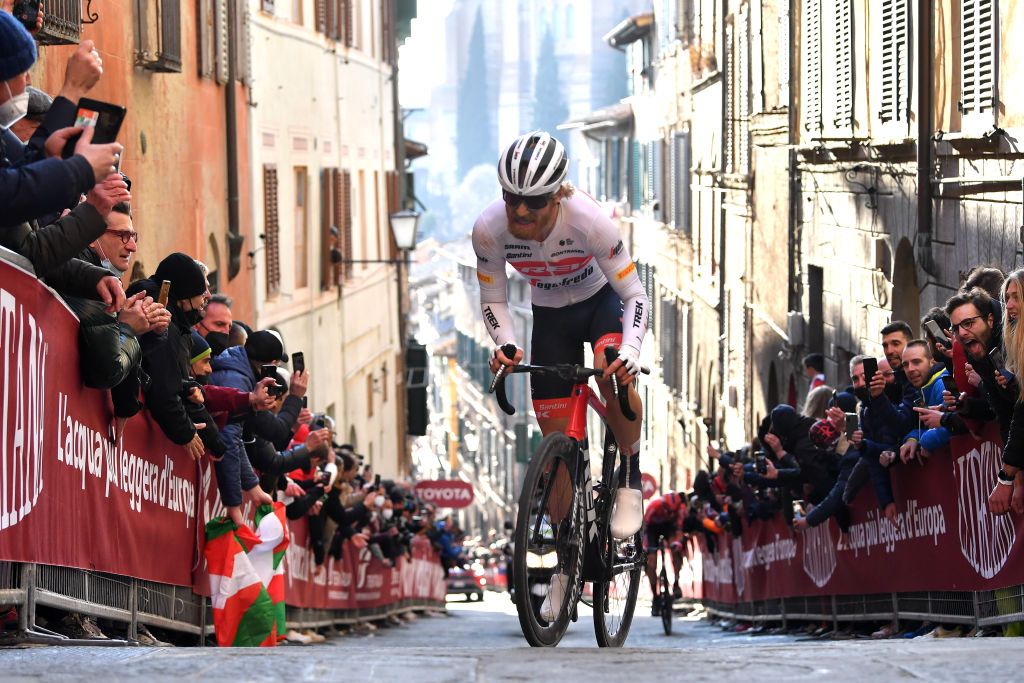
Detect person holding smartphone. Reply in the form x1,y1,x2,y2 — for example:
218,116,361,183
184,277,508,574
989,269,1024,516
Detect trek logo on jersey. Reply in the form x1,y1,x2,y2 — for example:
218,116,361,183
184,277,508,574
632,300,645,329
514,256,593,278
477,272,494,285
609,240,624,258
615,261,636,280
483,306,501,330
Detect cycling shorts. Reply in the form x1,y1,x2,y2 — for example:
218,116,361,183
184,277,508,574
529,283,622,403
644,521,677,551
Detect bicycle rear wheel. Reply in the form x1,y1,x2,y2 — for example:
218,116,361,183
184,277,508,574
660,567,673,635
513,433,583,647
592,479,641,647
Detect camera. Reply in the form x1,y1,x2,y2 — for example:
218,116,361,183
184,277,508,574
260,365,286,397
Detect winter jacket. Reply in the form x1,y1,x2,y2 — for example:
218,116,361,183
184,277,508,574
208,346,263,500
904,365,952,450
807,437,858,529
126,277,196,445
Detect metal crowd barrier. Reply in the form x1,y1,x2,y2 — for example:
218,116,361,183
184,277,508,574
703,587,1024,629
0,561,446,645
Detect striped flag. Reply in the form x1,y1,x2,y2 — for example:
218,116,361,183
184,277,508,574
252,503,290,639
204,517,277,647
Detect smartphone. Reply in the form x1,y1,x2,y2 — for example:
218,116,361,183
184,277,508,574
260,364,285,396
862,357,879,383
12,0,39,31
374,473,381,488
292,351,305,374
924,319,950,342
844,412,859,440
157,280,171,306
989,347,1015,383
940,375,958,395
302,396,308,408
61,99,128,159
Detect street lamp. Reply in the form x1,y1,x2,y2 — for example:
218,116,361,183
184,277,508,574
389,210,421,253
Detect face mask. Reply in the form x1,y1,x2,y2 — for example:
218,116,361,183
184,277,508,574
374,495,386,508
100,258,126,279
0,84,28,130
382,509,394,520
854,386,871,403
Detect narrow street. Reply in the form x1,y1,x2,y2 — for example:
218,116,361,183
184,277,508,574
5,592,1024,681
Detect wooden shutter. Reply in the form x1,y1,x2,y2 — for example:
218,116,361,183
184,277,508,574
320,168,334,291
335,170,354,279
214,0,229,84
832,0,854,131
962,0,997,121
263,166,281,298
342,0,355,47
801,0,821,134
736,7,750,173
386,170,400,260
381,0,394,65
725,16,735,171
879,0,910,124
671,131,691,233
198,0,215,79
315,0,328,34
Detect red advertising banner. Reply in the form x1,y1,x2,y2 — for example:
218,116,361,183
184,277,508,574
696,423,1024,603
414,480,474,508
0,258,200,586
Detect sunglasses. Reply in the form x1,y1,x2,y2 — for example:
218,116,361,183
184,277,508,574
502,190,552,211
105,229,139,245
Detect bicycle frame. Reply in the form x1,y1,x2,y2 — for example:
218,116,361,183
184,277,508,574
564,381,608,546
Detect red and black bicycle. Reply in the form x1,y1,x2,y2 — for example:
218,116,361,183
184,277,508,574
490,344,649,647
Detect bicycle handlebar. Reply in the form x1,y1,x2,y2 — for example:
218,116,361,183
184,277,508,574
488,343,649,420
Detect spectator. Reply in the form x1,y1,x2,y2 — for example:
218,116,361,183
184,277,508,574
795,408,856,533
921,307,953,372
844,355,902,523
208,330,290,526
802,385,834,419
803,353,826,391
962,265,1006,300
126,253,212,460
196,293,233,355
990,268,1024,515
881,320,917,405
901,340,953,461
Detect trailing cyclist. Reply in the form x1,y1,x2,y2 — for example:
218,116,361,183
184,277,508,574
473,131,650,621
643,491,687,615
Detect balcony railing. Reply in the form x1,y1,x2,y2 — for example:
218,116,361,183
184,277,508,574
35,0,82,46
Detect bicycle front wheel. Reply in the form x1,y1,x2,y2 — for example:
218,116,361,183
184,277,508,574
513,432,583,647
592,479,641,647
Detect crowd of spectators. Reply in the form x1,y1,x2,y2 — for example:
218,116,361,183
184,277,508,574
646,265,1024,636
0,11,453,646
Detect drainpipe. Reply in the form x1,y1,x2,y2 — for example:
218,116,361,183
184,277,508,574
916,0,935,272
717,0,729,442
225,0,243,281
787,0,799,313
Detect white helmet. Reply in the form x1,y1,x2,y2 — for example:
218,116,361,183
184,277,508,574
497,131,568,196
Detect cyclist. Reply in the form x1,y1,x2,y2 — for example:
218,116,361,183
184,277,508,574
474,131,650,620
643,491,687,615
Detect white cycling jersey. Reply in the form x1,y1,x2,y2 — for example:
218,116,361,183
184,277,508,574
471,191,650,355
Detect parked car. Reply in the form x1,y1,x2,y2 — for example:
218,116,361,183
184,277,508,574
447,564,485,601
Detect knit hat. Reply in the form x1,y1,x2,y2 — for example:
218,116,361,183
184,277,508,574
153,253,208,301
829,390,858,414
245,330,285,363
769,404,799,436
0,12,37,83
189,330,211,365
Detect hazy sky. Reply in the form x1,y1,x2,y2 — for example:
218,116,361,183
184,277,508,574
397,0,456,109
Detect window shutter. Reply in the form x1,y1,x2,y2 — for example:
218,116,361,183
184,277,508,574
778,2,790,105
237,0,253,86
650,141,663,221
671,131,691,233
630,140,642,212
636,262,656,330
659,292,679,392
263,166,281,298
962,0,997,122
320,168,334,291
343,0,355,47
215,0,229,84
832,0,854,131
724,16,735,171
198,0,215,79
879,0,910,124
315,0,328,34
736,8,750,174
339,170,354,278
801,0,821,134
